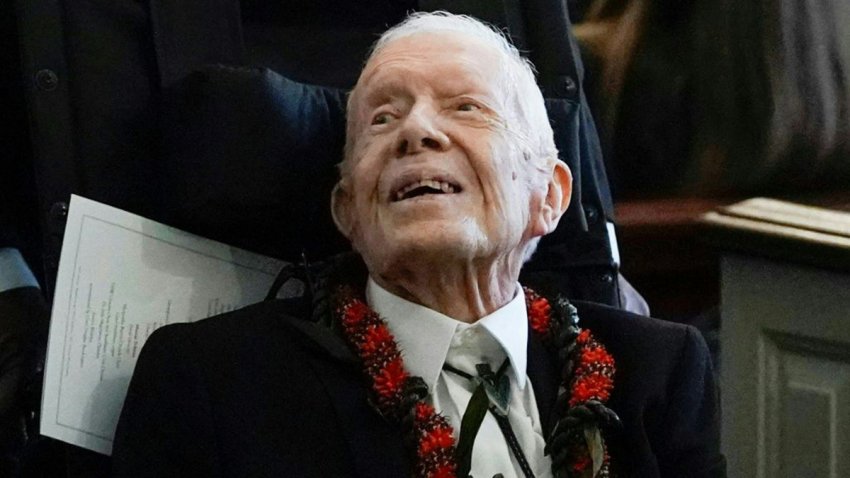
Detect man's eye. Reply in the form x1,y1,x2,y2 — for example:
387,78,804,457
457,103,480,112
372,113,394,125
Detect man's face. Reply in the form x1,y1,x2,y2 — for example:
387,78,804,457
333,33,554,271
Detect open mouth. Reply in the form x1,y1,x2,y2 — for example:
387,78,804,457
392,178,462,202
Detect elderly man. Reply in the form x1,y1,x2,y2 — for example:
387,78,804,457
112,12,724,478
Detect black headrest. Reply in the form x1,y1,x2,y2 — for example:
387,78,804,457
160,65,350,262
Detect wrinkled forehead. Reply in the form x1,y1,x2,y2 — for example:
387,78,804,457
351,32,506,108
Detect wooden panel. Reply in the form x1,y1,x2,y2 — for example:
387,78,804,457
704,197,850,271
760,334,850,478
720,255,850,477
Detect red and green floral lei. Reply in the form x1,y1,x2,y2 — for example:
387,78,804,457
335,285,616,478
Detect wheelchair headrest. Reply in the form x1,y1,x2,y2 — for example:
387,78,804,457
160,65,351,262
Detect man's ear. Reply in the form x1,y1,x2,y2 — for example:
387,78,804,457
532,159,572,236
330,179,354,239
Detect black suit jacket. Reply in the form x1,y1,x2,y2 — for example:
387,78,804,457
112,293,725,478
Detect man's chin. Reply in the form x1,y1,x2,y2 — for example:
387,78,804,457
359,228,483,270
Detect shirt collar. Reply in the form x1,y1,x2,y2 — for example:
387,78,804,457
365,278,529,390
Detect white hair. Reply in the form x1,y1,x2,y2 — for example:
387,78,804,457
343,11,558,179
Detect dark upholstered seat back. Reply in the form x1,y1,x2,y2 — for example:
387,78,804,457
14,0,622,302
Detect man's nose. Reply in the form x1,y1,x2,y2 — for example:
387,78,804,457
395,108,450,156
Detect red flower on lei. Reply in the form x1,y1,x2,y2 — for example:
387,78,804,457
570,330,616,407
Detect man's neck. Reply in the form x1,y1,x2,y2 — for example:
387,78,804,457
370,257,521,323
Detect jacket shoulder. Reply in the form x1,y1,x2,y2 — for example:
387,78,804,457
140,297,354,368
570,299,711,402
571,300,701,357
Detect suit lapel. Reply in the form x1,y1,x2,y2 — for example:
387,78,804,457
280,313,357,363
307,354,410,478
279,307,409,477
526,325,560,438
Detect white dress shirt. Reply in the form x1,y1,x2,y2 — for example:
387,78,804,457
367,278,553,478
